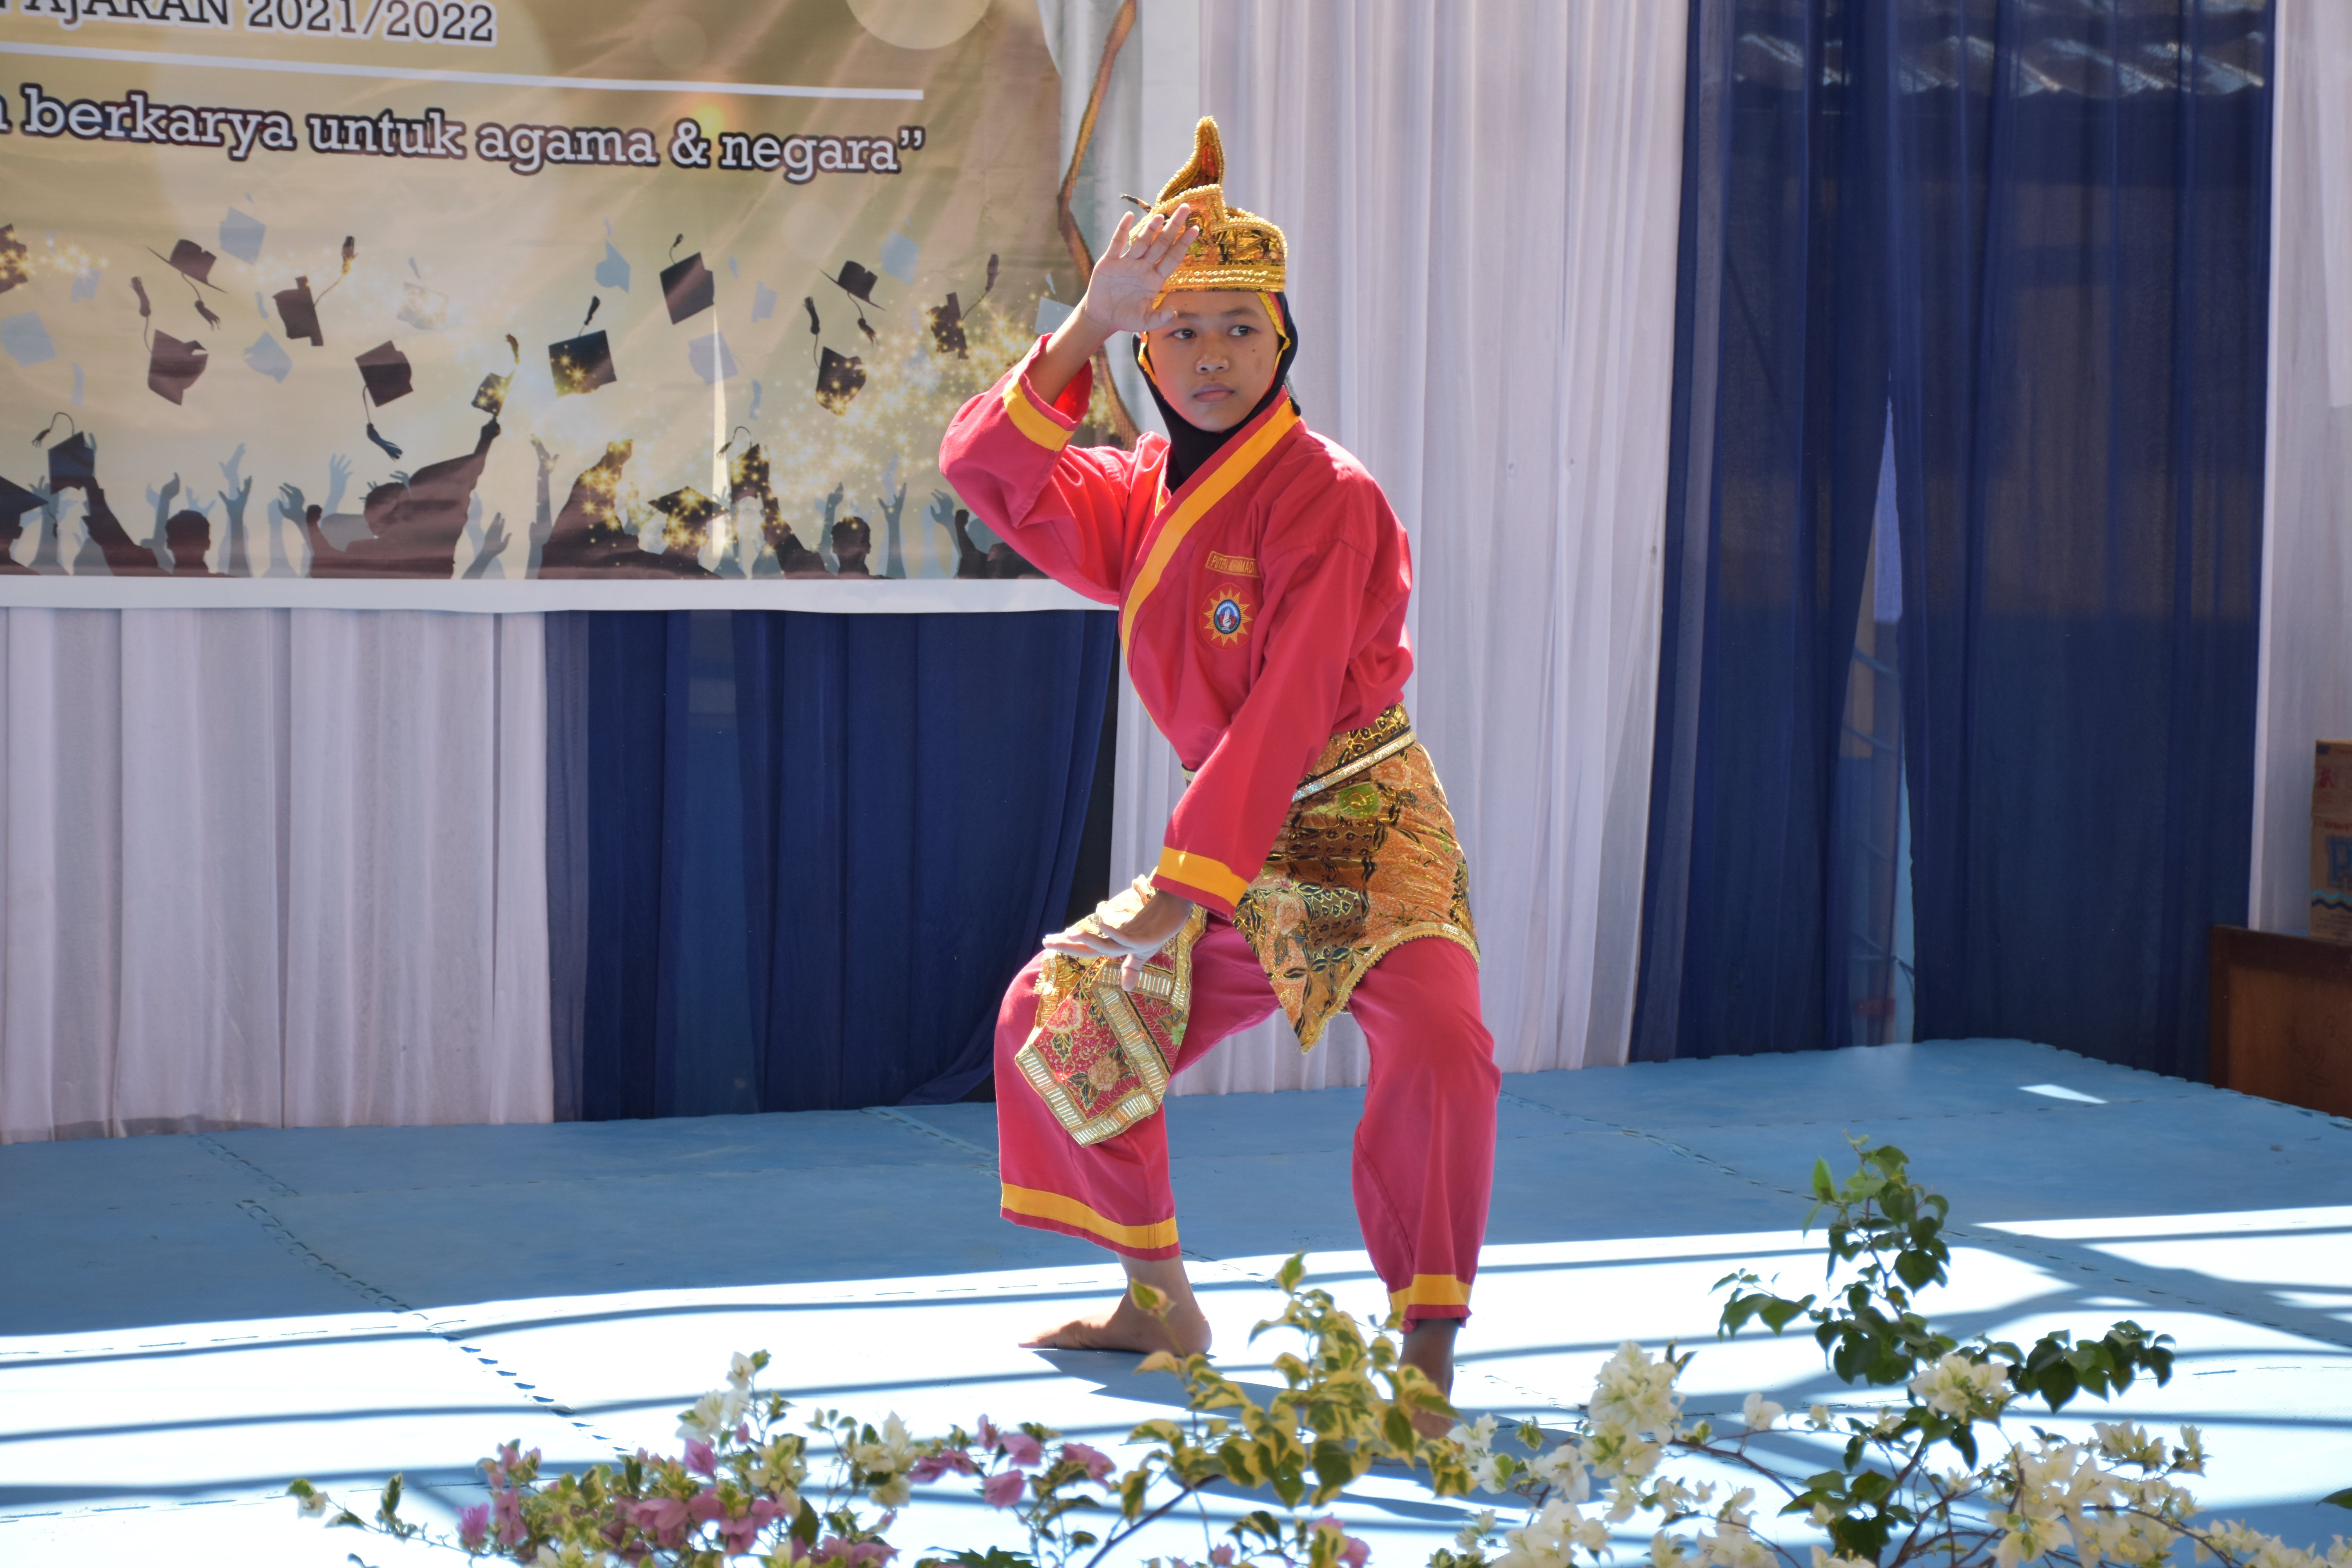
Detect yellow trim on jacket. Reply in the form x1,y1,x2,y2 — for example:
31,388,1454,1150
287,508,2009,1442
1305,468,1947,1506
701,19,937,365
1118,400,1300,650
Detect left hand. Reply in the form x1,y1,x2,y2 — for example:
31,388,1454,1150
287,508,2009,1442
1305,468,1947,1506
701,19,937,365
1043,888,1197,992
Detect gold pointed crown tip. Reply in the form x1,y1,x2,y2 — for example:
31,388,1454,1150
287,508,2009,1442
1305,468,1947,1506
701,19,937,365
1151,114,1285,294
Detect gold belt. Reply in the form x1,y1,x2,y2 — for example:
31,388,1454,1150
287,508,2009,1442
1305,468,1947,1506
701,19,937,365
1182,704,1416,801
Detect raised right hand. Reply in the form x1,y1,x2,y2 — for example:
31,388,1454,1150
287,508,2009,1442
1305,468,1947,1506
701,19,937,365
1075,204,1198,338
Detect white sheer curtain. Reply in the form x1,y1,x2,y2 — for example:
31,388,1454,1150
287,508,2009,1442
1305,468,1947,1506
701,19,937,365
1089,0,1690,1090
0,610,552,1142
2251,0,2352,935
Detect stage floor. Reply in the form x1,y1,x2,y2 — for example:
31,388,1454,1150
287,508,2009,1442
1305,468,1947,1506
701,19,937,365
5,1040,2350,1566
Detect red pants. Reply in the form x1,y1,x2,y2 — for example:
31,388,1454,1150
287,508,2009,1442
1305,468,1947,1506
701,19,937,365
993,921,1500,1328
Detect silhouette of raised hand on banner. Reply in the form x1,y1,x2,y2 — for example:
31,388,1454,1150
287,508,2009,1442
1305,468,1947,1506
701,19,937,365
260,492,297,577
876,479,908,579
817,482,847,573
27,479,65,574
217,474,253,577
927,490,964,579
461,512,510,579
145,475,180,573
527,437,560,578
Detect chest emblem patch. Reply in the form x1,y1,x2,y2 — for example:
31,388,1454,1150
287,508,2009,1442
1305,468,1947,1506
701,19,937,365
1202,583,1255,647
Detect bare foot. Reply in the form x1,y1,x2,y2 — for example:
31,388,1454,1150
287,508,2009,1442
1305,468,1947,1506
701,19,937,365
1399,1318,1460,1439
1021,1256,1212,1356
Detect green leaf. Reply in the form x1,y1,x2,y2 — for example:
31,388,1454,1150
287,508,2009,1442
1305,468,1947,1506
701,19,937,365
2322,1488,2352,1510
379,1475,403,1519
1812,1158,1837,1200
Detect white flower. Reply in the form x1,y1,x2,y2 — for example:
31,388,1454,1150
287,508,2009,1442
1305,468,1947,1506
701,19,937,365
1811,1548,1875,1568
1651,1534,1695,1568
729,1351,759,1390
1451,1414,1502,1456
2094,1421,2168,1470
2174,1425,2207,1475
1738,1393,1783,1431
1496,1497,1606,1568
1529,1441,1592,1502
1908,1353,2010,1421
852,1412,917,1477
295,1490,329,1518
1807,1404,1834,1430
1589,1342,1682,1439
677,1386,750,1441
1693,1519,1773,1568
1872,1407,1906,1437
1457,1510,1499,1550
872,1472,911,1508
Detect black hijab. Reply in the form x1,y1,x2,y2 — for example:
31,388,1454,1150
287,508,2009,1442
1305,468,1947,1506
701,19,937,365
1135,290,1299,489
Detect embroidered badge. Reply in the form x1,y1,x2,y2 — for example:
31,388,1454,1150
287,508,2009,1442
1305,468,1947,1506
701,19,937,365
1202,583,1254,647
1205,550,1260,577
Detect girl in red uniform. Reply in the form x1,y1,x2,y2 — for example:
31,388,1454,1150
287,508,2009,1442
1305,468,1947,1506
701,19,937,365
939,120,1497,1410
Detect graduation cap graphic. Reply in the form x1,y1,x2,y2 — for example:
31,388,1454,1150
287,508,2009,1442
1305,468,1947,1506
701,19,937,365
355,341,413,405
0,473,43,528
815,347,866,416
150,239,224,291
151,240,226,328
275,276,323,346
826,258,890,343
147,332,209,405
0,227,27,295
830,259,884,310
927,292,969,359
726,438,770,503
651,486,722,552
661,235,714,325
33,414,94,489
925,254,996,359
549,298,614,397
472,335,521,417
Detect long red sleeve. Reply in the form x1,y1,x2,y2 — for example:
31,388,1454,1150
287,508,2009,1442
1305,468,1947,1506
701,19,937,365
939,339,1148,604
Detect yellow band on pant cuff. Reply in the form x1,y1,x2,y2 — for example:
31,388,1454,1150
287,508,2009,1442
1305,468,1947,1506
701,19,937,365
1389,1274,1472,1312
1001,1183,1178,1251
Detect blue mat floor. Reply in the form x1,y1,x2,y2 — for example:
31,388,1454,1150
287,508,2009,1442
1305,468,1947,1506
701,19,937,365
4,1040,2349,1565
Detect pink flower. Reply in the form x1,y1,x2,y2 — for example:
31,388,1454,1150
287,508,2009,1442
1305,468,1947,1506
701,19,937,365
1210,1548,1236,1567
1060,1442,1114,1481
628,1495,691,1550
492,1485,527,1548
684,1439,718,1477
982,1470,1027,1508
1000,1430,1045,1468
976,1416,1001,1450
910,1450,976,1483
717,1497,782,1554
457,1503,491,1550
737,1422,753,1443
1311,1516,1369,1568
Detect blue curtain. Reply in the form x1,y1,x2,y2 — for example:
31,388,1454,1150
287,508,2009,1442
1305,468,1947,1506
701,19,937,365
1636,0,2272,1078
567,609,1116,1117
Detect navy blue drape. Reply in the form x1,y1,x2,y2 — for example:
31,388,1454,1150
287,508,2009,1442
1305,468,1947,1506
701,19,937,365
1637,0,2271,1078
731,611,1116,1109
572,609,1116,1117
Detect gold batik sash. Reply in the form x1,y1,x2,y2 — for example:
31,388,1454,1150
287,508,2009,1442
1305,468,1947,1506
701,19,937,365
1014,878,1209,1147
1018,704,1479,1146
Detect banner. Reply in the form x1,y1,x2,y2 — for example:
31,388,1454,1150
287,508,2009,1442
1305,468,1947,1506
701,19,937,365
0,0,1112,609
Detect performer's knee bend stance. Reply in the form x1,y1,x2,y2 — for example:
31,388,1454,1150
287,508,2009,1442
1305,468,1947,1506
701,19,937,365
940,118,1499,1424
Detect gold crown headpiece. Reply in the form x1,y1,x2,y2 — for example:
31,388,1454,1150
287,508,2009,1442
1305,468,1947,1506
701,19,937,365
1146,117,1286,295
